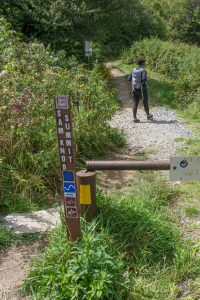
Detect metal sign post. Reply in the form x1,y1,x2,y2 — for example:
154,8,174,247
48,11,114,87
85,41,93,56
54,96,81,241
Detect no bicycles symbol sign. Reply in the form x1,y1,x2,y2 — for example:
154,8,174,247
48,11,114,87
54,96,81,241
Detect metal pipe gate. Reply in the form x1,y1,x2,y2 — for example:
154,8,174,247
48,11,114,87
86,160,170,171
77,160,171,221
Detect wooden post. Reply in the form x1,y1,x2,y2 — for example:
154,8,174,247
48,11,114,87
76,170,97,221
54,96,81,241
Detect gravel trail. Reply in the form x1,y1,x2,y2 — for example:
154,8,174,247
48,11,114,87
108,62,193,159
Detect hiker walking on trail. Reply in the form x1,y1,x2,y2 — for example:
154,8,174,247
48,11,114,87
128,58,153,123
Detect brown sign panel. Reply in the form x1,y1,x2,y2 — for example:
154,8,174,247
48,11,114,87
54,96,81,241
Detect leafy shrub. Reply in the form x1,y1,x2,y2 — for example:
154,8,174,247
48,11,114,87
25,179,200,300
24,220,129,300
0,20,124,213
121,38,200,108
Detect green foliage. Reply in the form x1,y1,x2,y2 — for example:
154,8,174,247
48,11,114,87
1,0,199,57
171,0,200,45
0,20,124,213
0,224,14,249
0,224,47,250
24,221,129,300
121,38,200,108
98,179,179,264
143,0,200,45
0,0,167,58
185,206,199,217
24,177,200,299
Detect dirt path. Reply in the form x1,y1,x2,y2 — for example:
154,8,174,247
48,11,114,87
0,239,47,300
106,61,132,108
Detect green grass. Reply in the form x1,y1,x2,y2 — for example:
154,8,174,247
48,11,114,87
0,194,52,215
24,220,129,300
0,223,47,250
0,225,15,249
185,206,199,217
24,175,200,299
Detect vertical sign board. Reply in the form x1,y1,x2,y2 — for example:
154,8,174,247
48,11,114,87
170,156,200,181
85,41,93,56
54,96,81,241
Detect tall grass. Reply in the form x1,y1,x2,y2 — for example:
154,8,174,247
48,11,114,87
24,221,129,300
0,224,46,250
0,19,125,214
24,175,200,299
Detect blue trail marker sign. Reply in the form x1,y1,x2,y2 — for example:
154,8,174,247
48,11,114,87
54,96,81,241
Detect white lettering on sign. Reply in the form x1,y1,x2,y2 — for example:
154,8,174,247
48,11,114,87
61,155,66,162
60,147,65,155
55,96,80,228
58,119,63,126
68,156,73,163
62,164,67,170
60,140,64,147
66,140,72,147
65,123,70,131
57,110,61,118
58,127,64,135
65,114,69,122
66,132,71,139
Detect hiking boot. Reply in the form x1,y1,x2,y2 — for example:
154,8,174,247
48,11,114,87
133,118,140,123
147,114,153,120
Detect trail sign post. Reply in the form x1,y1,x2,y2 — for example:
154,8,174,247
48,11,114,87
85,41,92,56
54,96,81,241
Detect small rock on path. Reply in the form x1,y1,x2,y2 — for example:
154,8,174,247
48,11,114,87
3,207,61,234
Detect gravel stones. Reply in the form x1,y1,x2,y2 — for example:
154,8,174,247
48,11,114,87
110,107,193,160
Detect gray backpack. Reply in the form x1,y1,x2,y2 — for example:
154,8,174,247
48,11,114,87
131,67,144,89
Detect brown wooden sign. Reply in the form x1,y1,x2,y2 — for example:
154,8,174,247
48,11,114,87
54,96,81,241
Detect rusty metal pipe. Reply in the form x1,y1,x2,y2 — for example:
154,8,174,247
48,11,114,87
86,160,170,171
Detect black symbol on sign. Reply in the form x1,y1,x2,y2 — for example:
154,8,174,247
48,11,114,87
180,160,188,168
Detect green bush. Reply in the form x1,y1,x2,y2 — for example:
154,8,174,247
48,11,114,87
24,220,129,300
121,38,200,108
0,20,124,213
24,179,200,299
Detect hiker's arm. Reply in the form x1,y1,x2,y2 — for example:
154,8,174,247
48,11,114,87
141,70,147,82
128,72,132,81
